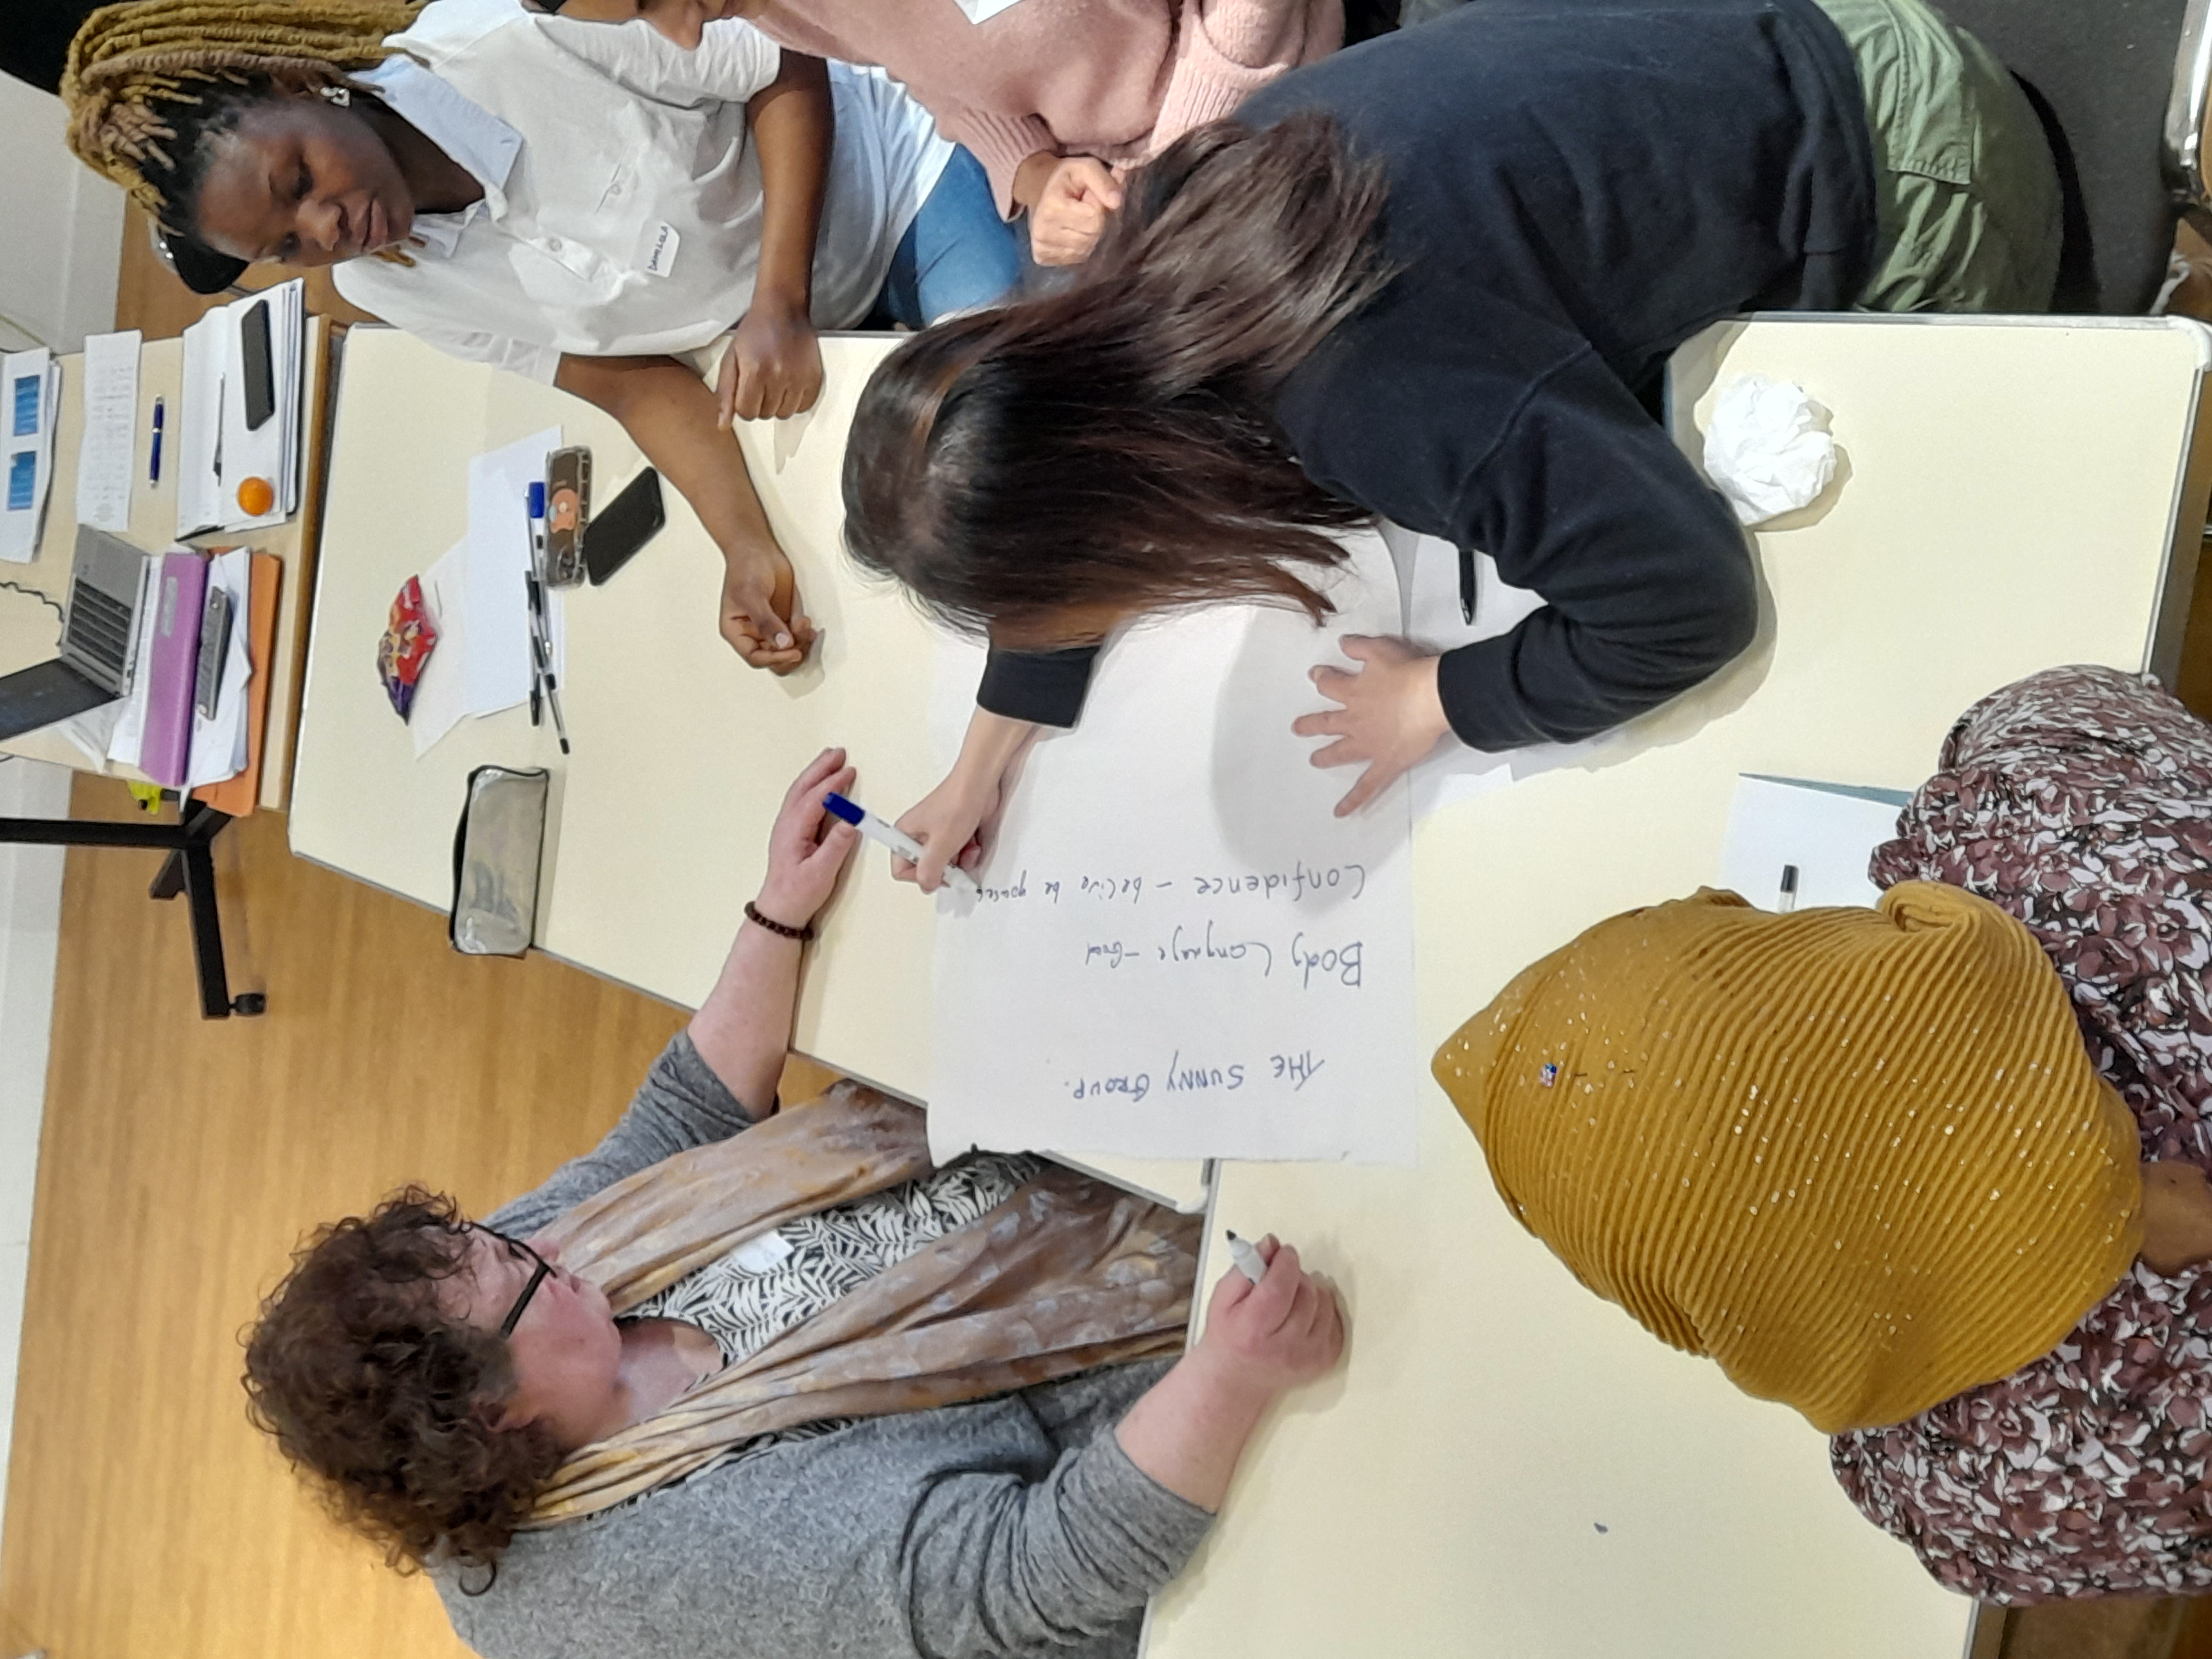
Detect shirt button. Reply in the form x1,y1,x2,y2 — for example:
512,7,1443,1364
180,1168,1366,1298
545,236,564,252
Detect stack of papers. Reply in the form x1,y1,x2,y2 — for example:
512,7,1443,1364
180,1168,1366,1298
178,280,307,539
1,348,61,561
103,547,256,790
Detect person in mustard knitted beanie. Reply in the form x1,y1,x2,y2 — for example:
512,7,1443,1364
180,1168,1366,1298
1434,879,2212,1436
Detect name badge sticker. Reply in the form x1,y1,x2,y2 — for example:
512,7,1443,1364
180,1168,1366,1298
638,221,682,278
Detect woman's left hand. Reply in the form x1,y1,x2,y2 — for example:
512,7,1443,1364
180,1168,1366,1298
753,747,861,930
1293,635,1452,816
720,299,825,425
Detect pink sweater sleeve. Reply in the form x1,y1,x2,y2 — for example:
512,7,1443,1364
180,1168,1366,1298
938,104,1063,220
1150,0,1345,153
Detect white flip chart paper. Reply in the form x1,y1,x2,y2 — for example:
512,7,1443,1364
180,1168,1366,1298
927,529,1418,1165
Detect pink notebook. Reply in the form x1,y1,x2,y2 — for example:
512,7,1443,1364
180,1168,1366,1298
138,550,206,787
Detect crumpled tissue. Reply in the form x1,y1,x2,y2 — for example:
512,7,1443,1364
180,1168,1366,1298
1702,374,1837,526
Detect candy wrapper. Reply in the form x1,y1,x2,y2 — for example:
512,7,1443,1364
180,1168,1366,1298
378,575,440,721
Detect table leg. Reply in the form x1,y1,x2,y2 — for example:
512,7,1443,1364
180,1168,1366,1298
0,804,264,1019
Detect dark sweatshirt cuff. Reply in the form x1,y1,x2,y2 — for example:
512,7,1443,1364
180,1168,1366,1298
1434,637,1559,753
977,645,1102,728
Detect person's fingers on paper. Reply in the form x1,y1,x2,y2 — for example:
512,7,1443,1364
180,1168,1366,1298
1307,661,1357,709
1303,734,1364,770
1332,753,1407,818
1290,707,1350,742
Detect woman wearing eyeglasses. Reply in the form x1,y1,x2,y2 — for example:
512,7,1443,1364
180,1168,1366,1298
242,747,1343,1659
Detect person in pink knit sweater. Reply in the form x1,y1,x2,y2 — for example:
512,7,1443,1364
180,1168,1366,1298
529,0,1344,264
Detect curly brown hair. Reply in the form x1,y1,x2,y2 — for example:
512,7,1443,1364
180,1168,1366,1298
241,1187,563,1574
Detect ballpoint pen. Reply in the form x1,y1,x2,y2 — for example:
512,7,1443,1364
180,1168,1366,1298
525,486,548,728
148,398,165,484
524,570,567,752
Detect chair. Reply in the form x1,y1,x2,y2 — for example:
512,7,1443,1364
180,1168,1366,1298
1936,0,2212,312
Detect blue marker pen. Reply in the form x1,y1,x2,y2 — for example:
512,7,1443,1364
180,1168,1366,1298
823,791,980,896
527,479,547,572
148,398,165,484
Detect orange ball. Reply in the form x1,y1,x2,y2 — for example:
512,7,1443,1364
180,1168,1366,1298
236,475,275,517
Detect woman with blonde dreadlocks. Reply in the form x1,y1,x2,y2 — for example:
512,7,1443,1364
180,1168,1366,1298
63,0,1021,670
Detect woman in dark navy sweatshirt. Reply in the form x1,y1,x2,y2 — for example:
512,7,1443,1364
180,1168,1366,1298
842,0,2061,885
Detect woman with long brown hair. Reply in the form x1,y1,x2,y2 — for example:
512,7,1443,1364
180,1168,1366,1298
841,0,2065,889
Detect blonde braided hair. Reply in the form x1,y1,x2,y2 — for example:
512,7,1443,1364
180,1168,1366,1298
62,0,422,222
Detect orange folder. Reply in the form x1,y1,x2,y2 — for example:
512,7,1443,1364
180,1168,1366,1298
190,551,281,818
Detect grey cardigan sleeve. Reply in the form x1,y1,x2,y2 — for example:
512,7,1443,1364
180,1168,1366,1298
904,1426,1214,1656
486,1030,760,1237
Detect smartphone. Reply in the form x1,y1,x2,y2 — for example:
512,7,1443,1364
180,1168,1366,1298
194,585,233,720
543,445,593,588
239,300,275,431
583,467,665,587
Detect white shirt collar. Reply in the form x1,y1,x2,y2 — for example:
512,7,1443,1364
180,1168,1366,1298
355,56,523,258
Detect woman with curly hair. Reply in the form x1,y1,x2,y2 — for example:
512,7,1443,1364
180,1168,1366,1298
243,746,1344,1659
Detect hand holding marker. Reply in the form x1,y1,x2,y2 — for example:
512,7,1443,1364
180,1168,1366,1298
823,792,981,896
1225,1231,1270,1283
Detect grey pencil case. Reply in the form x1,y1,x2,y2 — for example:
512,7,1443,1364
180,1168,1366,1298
450,764,549,957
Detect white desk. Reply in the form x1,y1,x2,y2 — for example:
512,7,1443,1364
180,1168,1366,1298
1146,315,2212,1659
295,316,2212,1654
0,323,336,810
290,326,1204,1208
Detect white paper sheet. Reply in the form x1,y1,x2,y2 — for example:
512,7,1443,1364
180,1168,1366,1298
185,549,254,787
1,350,59,562
75,330,142,533
409,542,472,757
927,528,1418,1165
1714,774,1912,912
175,312,226,539
464,427,561,716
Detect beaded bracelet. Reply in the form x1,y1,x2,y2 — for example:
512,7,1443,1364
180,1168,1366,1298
743,900,813,941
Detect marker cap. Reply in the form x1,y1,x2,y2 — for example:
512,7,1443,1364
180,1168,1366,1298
822,791,864,827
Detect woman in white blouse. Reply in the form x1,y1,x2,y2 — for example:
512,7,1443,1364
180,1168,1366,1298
64,0,1022,667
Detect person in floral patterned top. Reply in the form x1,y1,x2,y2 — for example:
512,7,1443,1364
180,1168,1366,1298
1834,664,2212,1603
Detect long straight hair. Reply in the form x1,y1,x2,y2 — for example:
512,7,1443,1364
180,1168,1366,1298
842,113,1394,643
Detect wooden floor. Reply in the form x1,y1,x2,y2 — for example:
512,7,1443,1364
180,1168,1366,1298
8,212,2212,1659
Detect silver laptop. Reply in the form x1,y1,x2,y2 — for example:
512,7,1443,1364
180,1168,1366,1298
0,526,149,740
